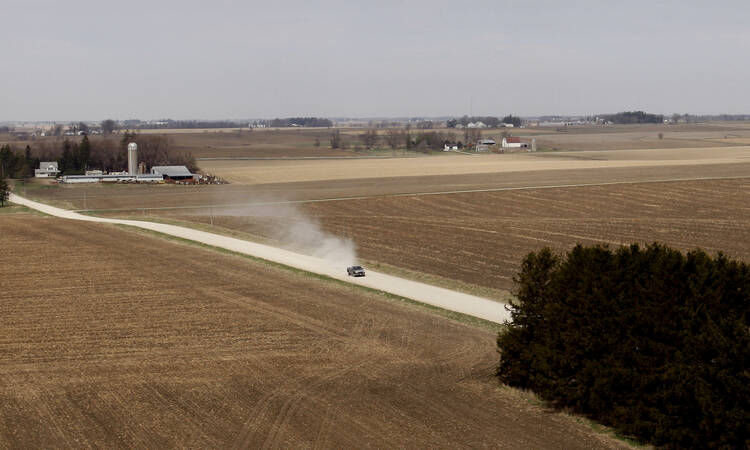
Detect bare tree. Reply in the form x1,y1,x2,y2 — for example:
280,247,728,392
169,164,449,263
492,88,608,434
101,119,117,134
360,129,378,149
464,127,481,146
330,129,342,149
385,129,402,149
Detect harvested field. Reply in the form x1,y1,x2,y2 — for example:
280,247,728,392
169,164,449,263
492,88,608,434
23,161,750,212
295,178,750,291
198,146,750,185
0,215,630,448
98,178,750,294
520,122,750,151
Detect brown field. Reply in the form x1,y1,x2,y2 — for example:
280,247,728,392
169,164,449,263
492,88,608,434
527,122,750,151
80,177,748,294
7,123,750,446
22,160,750,213
25,174,750,296
19,136,750,295
0,214,631,448
164,128,356,158
197,146,750,185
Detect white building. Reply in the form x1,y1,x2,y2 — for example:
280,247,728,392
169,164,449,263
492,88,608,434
150,165,196,181
35,161,59,178
59,174,164,183
502,136,524,148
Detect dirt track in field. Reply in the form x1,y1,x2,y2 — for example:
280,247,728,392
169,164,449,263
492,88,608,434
0,215,630,449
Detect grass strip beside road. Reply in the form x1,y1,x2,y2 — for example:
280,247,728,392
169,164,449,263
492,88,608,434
0,203,51,216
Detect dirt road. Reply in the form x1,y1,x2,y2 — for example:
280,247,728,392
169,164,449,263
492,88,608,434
10,193,510,324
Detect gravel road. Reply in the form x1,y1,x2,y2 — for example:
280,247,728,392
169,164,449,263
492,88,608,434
10,193,511,324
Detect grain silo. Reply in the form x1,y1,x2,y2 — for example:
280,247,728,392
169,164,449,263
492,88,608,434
127,143,138,175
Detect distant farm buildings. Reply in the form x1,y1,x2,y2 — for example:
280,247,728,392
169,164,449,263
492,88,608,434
45,141,208,184
58,164,196,184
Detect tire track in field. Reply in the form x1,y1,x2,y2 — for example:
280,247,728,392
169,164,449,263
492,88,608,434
230,358,381,449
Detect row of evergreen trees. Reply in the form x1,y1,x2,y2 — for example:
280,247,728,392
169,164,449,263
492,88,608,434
0,144,38,178
497,243,749,448
603,111,664,124
267,117,333,127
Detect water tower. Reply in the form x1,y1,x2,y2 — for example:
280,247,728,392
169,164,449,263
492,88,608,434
127,143,138,175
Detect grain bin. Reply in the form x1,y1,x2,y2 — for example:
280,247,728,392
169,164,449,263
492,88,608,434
127,143,138,175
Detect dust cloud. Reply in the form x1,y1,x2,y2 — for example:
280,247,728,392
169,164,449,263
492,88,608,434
205,197,358,266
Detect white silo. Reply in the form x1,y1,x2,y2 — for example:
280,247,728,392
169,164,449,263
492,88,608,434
127,143,138,175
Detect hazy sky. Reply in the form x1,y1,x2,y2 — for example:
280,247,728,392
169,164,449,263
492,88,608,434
2,0,749,121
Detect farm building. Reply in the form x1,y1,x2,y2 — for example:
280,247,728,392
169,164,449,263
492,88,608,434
501,136,528,148
35,161,60,178
59,174,164,183
475,139,496,152
150,166,197,181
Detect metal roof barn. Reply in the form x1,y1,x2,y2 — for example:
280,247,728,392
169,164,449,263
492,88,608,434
150,166,195,180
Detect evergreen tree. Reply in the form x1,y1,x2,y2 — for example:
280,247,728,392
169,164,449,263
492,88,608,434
498,243,750,448
79,135,91,171
0,177,9,206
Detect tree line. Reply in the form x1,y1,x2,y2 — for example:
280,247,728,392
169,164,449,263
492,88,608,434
135,120,245,129
330,128,482,152
602,111,664,124
266,117,333,128
0,134,198,177
497,243,749,448
1,144,37,179
446,115,522,128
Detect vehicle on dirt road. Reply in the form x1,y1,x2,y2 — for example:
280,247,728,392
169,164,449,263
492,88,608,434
347,266,366,277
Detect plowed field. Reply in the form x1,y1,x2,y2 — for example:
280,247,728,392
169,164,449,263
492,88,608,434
132,178,750,293
295,178,750,291
0,215,629,448
197,146,750,185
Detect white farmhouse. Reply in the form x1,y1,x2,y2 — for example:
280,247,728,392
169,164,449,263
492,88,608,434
35,161,59,178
